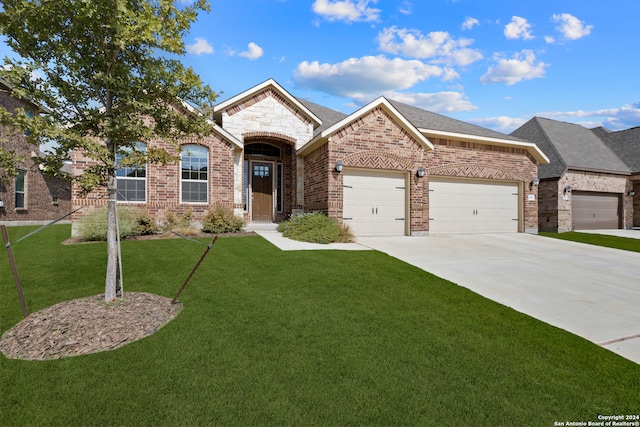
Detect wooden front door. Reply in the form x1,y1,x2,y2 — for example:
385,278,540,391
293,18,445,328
252,163,273,222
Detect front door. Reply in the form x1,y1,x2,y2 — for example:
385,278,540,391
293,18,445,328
252,163,273,222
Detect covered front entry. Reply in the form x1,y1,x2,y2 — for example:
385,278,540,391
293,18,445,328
342,169,407,236
572,191,621,230
429,178,520,233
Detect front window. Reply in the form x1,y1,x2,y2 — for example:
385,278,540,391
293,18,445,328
181,144,208,203
15,170,25,209
116,142,147,202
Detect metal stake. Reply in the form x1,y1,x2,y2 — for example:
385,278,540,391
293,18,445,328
172,236,217,304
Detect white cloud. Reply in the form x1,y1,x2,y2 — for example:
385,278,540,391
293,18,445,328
186,38,214,55
382,90,477,113
312,0,381,23
398,1,412,15
552,13,593,40
461,17,479,31
293,55,447,99
480,50,548,85
539,101,640,129
469,116,527,134
544,35,556,44
238,42,264,60
377,27,483,66
504,16,534,40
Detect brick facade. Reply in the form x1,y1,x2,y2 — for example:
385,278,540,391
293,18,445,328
0,87,72,224
539,170,633,232
71,131,238,234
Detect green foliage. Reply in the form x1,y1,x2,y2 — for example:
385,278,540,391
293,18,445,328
1,225,640,426
201,208,245,234
77,207,157,241
541,231,640,253
160,208,194,231
278,211,345,244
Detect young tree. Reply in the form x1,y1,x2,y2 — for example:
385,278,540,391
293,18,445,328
0,0,218,301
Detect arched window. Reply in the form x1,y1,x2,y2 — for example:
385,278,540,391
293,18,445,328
116,142,146,202
181,144,208,203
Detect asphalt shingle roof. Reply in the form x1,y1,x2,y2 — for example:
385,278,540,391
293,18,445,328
595,126,640,173
511,117,630,179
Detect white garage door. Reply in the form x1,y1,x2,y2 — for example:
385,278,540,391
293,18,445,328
343,169,407,236
429,178,520,233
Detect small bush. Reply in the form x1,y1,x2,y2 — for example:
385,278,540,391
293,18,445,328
77,206,158,241
278,211,345,244
201,208,245,234
161,208,193,232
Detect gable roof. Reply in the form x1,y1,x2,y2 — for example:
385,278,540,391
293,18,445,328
389,100,548,164
595,126,640,173
511,117,630,179
297,96,435,156
213,79,322,128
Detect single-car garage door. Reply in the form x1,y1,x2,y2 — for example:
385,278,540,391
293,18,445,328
343,169,407,236
429,178,520,233
572,191,620,230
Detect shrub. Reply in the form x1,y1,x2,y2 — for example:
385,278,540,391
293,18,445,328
278,211,346,244
77,206,158,241
161,208,193,231
201,208,245,234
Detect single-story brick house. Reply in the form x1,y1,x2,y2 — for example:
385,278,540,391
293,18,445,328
512,117,637,232
0,80,72,225
72,79,550,237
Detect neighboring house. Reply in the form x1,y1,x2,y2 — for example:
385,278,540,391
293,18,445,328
72,79,549,237
512,117,636,232
0,81,71,225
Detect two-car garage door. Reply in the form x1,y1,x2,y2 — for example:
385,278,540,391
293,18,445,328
342,171,522,236
429,178,520,233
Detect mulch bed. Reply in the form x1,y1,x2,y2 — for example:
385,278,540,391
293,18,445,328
0,292,182,361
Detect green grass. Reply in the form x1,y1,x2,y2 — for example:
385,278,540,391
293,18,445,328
540,231,640,253
1,225,639,426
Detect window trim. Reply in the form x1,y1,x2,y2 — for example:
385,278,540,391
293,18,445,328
115,142,147,203
180,144,209,204
15,169,26,210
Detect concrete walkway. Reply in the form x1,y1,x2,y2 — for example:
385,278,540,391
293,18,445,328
248,223,640,365
357,233,640,365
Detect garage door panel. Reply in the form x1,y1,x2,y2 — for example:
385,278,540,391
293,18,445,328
343,170,407,237
572,192,620,230
430,179,519,234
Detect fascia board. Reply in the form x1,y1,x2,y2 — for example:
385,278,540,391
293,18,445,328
298,97,434,157
213,79,322,126
419,128,551,165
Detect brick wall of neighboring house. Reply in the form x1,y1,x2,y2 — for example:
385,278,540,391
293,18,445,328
550,170,632,231
323,107,429,234
633,177,640,228
0,88,72,224
71,132,237,235
424,138,540,233
538,180,561,232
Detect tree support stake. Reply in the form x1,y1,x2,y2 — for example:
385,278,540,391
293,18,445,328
1,225,28,318
172,236,217,304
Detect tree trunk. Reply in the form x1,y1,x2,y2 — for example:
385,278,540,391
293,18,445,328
105,172,118,302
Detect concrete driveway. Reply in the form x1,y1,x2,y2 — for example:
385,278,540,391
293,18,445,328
357,233,640,365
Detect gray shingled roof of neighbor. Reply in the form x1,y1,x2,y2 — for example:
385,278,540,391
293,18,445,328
595,126,640,173
295,97,348,137
511,117,630,179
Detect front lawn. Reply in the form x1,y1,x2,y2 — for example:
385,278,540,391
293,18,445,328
540,231,640,253
1,225,639,426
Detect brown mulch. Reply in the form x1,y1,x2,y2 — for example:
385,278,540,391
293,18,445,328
0,292,182,361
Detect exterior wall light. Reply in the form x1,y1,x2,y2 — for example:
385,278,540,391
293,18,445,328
530,178,540,189
335,160,343,173
564,185,573,194
629,190,636,196
416,167,425,178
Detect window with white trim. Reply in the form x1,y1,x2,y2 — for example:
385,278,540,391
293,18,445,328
181,144,208,203
116,142,147,202
15,170,25,209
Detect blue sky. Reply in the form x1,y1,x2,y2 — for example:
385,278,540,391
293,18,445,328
181,0,640,133
3,0,639,134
